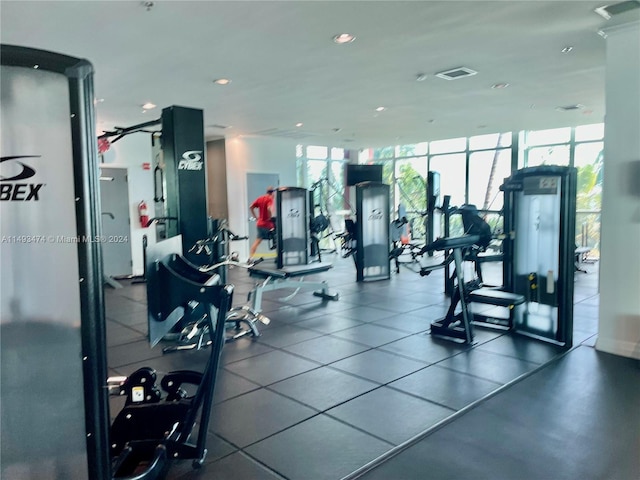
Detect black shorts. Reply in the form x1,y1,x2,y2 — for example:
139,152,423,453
257,227,273,240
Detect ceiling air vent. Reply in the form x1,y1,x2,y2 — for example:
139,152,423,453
595,1,640,19
435,67,478,80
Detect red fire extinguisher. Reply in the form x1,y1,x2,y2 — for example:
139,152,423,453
138,200,149,228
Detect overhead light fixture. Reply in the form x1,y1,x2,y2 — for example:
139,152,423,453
416,73,428,82
33,64,39,69
561,46,574,53
142,102,156,110
333,33,356,44
375,106,386,112
295,122,303,127
213,78,231,85
491,82,510,89
595,1,640,20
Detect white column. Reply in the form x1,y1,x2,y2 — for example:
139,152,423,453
596,20,640,359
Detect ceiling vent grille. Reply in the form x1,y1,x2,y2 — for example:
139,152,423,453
435,67,478,80
595,1,640,19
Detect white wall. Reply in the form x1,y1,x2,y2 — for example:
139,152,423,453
224,135,299,259
597,21,640,359
100,133,156,276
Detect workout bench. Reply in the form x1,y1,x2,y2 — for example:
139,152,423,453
247,261,339,313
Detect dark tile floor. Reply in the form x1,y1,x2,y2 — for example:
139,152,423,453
105,254,613,480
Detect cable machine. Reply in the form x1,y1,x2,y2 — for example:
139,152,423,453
501,166,577,347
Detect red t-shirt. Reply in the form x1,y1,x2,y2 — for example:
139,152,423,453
251,194,274,229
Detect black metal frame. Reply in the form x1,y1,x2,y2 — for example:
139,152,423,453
111,254,233,478
1,44,111,478
355,182,390,282
275,187,309,269
501,166,576,347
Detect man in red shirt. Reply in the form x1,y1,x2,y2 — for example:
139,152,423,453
249,186,276,260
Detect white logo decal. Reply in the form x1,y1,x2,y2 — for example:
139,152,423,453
177,150,203,170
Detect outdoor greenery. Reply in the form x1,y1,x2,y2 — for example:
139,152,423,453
301,125,603,258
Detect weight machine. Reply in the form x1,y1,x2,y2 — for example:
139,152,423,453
109,239,233,478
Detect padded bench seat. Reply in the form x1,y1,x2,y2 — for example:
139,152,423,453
469,288,525,307
249,261,333,279
246,261,339,314
476,252,503,263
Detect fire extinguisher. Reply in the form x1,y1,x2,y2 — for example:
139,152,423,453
138,200,149,228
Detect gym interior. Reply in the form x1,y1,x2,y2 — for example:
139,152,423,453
1,2,639,480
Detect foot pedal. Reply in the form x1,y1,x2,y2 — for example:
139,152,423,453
430,319,473,344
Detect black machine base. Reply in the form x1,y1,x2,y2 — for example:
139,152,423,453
430,314,474,343
313,290,340,301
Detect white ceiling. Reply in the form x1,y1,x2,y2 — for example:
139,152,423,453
0,1,634,149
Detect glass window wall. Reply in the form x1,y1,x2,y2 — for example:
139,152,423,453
298,123,603,258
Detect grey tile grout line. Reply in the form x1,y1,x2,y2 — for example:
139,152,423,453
340,344,581,480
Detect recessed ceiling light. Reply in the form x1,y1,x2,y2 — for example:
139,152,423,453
33,64,39,69
295,122,303,127
333,33,356,44
416,73,428,82
561,46,574,53
491,82,510,89
213,78,231,85
375,106,386,112
142,102,156,110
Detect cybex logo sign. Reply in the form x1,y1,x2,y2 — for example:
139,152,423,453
177,150,203,171
287,208,300,218
368,208,383,220
0,156,44,201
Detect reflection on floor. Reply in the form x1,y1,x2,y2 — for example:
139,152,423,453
105,255,637,480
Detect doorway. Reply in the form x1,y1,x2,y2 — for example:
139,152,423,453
100,167,132,278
